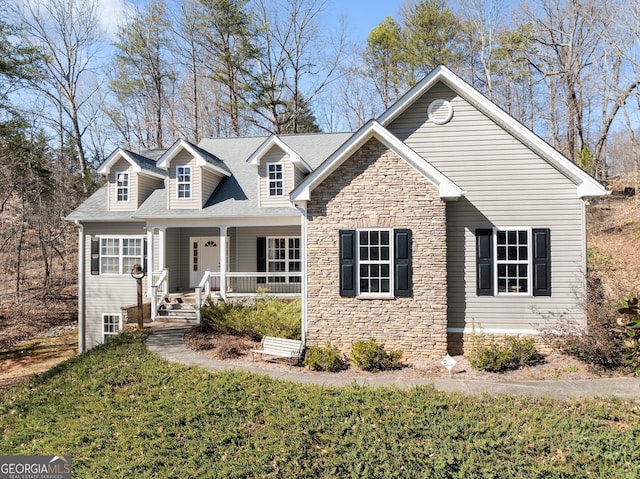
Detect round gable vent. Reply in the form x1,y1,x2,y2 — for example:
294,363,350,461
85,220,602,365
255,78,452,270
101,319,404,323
427,99,453,125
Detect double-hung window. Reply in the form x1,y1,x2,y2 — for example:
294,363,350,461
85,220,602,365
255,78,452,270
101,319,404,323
266,237,301,283
358,230,392,295
177,166,191,199
476,228,551,296
339,229,412,298
116,172,129,202
267,163,283,197
103,314,122,341
93,237,145,275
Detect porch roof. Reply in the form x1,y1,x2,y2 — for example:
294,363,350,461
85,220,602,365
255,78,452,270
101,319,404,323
65,185,140,222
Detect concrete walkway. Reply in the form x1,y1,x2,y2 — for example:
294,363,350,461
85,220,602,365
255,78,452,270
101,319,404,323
145,323,640,401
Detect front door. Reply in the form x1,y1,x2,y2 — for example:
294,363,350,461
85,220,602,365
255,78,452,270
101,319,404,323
190,237,220,288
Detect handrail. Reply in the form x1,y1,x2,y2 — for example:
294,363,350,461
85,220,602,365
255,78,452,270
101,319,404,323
194,270,212,324
150,269,168,321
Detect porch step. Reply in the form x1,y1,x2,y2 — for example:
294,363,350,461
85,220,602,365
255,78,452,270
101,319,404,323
156,301,197,323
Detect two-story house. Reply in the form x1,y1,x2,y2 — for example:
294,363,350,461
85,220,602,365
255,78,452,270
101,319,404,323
67,66,607,361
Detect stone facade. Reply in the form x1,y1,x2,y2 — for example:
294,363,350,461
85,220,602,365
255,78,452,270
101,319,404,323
305,138,448,362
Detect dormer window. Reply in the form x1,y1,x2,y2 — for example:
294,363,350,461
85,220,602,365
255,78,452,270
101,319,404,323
116,172,129,202
268,163,283,197
177,166,191,199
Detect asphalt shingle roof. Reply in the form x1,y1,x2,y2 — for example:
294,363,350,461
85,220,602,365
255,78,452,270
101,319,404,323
68,132,352,221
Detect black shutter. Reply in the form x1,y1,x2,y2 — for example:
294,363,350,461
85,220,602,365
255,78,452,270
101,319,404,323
394,229,412,297
90,238,100,275
143,238,148,274
476,229,493,296
339,230,356,297
532,228,551,296
257,237,266,284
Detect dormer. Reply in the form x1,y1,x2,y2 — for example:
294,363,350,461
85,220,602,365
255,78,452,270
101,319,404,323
97,148,165,212
247,136,313,208
156,139,231,209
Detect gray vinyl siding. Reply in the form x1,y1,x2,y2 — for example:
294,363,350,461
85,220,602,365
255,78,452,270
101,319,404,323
236,226,301,272
201,169,223,205
388,81,587,332
82,222,147,349
165,228,182,291
137,175,162,208
167,151,201,209
259,147,295,208
293,167,306,193
108,158,137,211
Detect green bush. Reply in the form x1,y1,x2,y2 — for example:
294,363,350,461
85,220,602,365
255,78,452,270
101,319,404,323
469,336,542,373
303,343,348,372
350,338,402,371
200,295,301,341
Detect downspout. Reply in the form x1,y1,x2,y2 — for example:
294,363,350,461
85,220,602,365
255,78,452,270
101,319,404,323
294,202,308,345
75,221,85,354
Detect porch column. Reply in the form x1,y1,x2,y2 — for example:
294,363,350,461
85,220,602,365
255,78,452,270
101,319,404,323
146,227,154,298
157,227,166,270
295,202,308,344
219,225,227,300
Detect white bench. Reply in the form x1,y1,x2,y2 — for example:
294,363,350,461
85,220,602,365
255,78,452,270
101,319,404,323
250,336,304,366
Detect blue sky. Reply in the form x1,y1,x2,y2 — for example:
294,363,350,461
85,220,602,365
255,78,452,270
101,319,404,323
100,0,407,44
328,0,405,43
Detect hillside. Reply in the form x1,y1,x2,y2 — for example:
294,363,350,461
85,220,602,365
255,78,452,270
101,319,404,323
587,195,640,302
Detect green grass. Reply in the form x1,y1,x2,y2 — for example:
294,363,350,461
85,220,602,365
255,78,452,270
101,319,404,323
1,332,639,478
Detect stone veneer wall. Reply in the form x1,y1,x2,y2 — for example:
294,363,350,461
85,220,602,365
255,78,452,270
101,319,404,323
305,138,448,362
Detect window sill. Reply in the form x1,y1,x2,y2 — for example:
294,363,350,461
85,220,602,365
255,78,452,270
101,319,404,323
357,294,395,300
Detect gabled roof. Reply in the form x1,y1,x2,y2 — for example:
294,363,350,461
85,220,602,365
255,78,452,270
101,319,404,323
290,120,464,202
378,65,607,198
156,139,231,177
247,135,312,173
97,148,165,179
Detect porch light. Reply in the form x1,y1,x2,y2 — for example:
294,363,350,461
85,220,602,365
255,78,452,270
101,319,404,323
131,264,145,329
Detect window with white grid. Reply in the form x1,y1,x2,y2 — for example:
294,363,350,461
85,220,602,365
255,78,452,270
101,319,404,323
103,314,121,341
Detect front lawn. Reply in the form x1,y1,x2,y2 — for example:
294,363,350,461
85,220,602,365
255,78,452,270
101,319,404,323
1,331,639,478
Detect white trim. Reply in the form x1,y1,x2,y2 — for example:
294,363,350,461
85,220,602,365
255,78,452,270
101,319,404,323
378,65,607,199
247,135,311,173
266,162,284,197
157,139,231,177
97,148,164,179
102,313,122,341
356,228,394,298
493,227,533,297
116,172,129,202
266,236,301,284
448,327,541,335
143,216,302,228
295,203,308,344
290,120,463,202
98,235,145,275
176,165,192,199
77,222,85,353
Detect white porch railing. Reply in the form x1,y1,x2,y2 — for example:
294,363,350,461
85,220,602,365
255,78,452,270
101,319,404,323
150,269,169,321
194,271,302,323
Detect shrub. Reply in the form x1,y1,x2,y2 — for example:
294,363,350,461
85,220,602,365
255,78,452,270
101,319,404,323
200,295,301,341
542,270,626,369
469,336,542,373
350,338,402,371
303,343,348,372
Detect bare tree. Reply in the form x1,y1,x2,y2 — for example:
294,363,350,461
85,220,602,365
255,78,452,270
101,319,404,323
12,0,104,192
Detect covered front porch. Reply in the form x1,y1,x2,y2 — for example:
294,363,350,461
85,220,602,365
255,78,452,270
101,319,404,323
144,219,302,322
